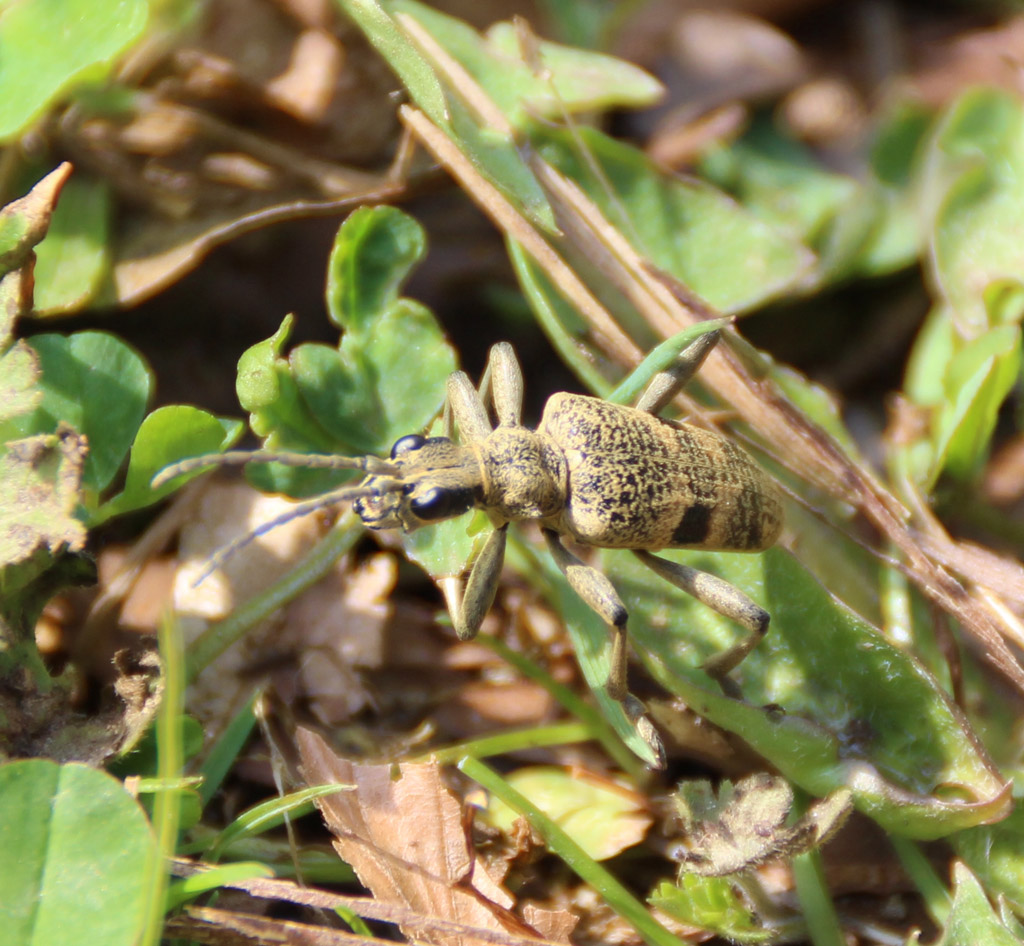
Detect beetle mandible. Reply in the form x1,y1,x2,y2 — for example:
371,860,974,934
156,330,783,762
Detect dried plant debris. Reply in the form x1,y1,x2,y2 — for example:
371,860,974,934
672,773,853,877
298,728,575,945
0,425,88,569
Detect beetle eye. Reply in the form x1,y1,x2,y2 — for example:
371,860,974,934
410,486,474,522
390,434,426,458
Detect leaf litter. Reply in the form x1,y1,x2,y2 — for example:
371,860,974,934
298,728,577,946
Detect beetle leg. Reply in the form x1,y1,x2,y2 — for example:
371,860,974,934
543,531,666,766
446,370,493,443
543,529,630,695
440,525,508,640
632,550,769,680
635,329,720,416
448,342,524,440
482,342,524,428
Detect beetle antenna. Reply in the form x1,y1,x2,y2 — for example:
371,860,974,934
191,479,405,585
152,450,398,489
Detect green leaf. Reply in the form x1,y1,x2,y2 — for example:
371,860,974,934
32,173,111,315
926,88,1024,333
871,99,934,189
392,1,663,127
462,756,682,946
0,0,149,140
93,406,243,523
937,862,1023,946
0,758,159,946
550,545,1008,835
955,801,1024,913
649,875,783,944
0,341,40,426
336,0,447,126
934,324,1021,482
237,210,456,498
482,765,649,861
325,204,427,334
13,332,150,497
533,123,813,313
905,304,957,408
701,115,921,283
339,0,557,230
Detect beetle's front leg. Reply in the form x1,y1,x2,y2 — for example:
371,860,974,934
439,524,508,641
479,342,524,427
543,529,665,766
633,550,769,681
445,342,524,442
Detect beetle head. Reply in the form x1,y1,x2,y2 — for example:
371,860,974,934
354,434,482,532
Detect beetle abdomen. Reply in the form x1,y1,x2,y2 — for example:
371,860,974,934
538,394,783,552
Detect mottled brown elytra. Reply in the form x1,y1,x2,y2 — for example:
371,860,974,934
155,331,783,765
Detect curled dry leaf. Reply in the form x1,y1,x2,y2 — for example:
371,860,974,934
297,728,575,946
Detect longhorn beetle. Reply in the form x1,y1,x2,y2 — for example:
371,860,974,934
155,330,783,763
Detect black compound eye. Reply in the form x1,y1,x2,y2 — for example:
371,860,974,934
390,434,426,459
410,486,474,522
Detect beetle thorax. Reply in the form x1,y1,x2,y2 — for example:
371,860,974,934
478,427,566,522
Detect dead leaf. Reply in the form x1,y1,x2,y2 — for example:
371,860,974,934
171,481,327,722
0,424,88,568
673,773,853,877
281,551,394,724
298,728,575,945
169,862,572,946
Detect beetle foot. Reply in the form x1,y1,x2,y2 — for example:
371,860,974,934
622,693,666,769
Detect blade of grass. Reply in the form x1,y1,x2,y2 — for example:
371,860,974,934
139,611,186,945
164,862,274,913
459,756,686,946
197,694,258,807
891,836,952,926
607,320,730,406
414,721,592,765
792,848,846,946
203,784,353,862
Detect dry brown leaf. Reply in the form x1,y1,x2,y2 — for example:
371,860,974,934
172,481,326,722
280,552,394,724
297,728,575,946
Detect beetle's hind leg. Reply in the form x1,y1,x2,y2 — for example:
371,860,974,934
543,529,665,767
635,329,720,416
632,550,769,685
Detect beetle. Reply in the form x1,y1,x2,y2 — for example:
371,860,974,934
155,330,783,763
